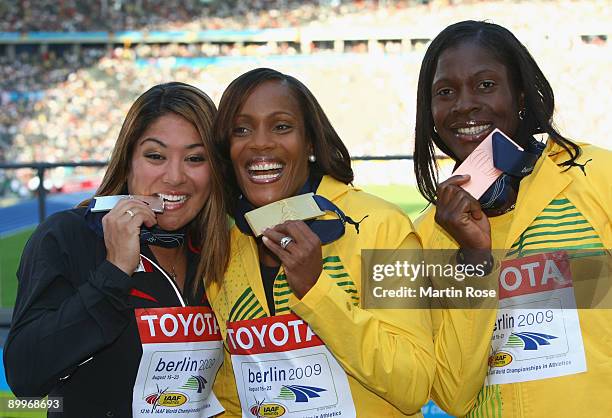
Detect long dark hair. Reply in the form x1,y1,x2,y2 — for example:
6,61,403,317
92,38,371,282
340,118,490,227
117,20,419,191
414,20,581,204
213,67,353,211
81,82,230,287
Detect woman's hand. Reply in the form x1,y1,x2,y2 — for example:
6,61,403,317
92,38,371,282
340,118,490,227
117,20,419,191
435,175,491,250
102,199,157,275
261,220,323,299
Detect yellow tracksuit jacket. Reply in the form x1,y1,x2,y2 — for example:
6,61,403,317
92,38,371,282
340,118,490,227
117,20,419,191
206,175,435,417
416,142,612,418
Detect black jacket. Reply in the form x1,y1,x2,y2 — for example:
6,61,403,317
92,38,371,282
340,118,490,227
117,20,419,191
3,207,205,417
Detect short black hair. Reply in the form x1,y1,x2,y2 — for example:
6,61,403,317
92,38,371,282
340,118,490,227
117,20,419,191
414,20,580,204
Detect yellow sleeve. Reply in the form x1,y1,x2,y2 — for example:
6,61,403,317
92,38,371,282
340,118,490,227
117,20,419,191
416,208,498,417
290,231,436,415
430,308,497,416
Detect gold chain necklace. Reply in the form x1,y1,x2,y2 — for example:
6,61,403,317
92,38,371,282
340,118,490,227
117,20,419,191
169,264,178,281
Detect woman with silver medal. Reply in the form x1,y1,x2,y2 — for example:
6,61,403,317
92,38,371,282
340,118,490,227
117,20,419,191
5,82,230,418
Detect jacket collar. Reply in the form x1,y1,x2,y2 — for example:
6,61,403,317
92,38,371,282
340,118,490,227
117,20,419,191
317,175,354,202
504,141,572,248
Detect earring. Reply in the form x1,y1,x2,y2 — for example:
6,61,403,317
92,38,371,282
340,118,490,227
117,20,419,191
308,154,316,163
518,109,526,120
433,125,438,134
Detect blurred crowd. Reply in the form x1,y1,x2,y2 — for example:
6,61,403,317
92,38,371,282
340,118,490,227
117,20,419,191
0,0,610,198
1,0,408,32
2,0,608,33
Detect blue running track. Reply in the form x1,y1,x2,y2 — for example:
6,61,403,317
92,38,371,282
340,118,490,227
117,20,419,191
0,191,93,237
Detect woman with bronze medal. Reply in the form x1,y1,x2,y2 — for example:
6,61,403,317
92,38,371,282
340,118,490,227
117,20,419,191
413,21,612,417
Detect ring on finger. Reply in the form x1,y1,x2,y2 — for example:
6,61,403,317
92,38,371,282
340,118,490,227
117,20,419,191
279,236,294,250
126,209,135,218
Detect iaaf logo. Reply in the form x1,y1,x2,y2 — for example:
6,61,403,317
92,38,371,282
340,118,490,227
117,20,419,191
489,351,513,368
503,331,558,351
145,384,188,410
249,398,286,417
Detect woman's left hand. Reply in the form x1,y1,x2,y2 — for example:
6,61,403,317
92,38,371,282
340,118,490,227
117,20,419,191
262,220,322,299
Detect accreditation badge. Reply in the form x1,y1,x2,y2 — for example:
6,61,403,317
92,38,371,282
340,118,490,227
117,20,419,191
486,251,587,384
227,313,356,418
132,306,225,417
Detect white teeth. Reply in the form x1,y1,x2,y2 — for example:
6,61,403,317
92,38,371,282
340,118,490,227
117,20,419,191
158,193,187,202
248,162,284,171
457,124,491,135
251,173,281,180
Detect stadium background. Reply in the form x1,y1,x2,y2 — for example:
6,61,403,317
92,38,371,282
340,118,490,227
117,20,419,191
0,0,610,416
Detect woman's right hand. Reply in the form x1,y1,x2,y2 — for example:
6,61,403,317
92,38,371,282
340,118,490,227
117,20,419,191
434,175,491,250
102,199,157,275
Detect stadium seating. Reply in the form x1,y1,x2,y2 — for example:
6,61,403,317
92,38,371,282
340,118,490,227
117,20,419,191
0,0,610,198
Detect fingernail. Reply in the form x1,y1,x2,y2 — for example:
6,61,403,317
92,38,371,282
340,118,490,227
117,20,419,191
262,236,269,243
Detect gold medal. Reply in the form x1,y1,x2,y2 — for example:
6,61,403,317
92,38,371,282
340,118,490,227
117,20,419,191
244,193,325,236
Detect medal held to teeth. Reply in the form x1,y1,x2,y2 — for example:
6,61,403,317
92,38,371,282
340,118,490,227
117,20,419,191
91,195,165,213
244,193,325,236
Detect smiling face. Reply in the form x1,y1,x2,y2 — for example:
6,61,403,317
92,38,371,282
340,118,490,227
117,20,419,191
229,80,312,208
127,112,211,231
431,40,523,162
